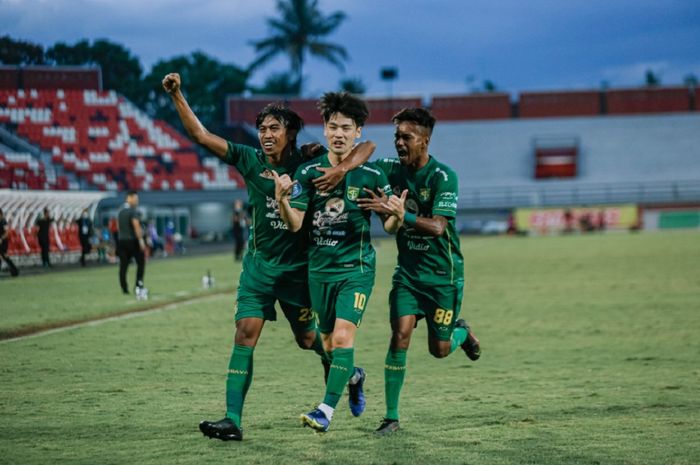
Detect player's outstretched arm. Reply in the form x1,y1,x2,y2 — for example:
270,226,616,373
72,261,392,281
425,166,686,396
162,73,228,159
313,141,376,192
272,170,305,233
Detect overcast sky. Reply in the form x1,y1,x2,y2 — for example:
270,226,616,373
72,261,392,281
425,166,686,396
2,0,699,98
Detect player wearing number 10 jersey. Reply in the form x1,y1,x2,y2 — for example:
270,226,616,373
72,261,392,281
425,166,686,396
358,108,482,435
275,92,405,433
163,73,372,441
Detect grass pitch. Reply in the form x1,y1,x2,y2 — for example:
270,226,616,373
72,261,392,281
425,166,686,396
1,231,699,465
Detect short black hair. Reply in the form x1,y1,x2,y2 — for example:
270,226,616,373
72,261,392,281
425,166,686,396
255,102,304,134
392,107,436,135
318,92,369,127
126,190,138,197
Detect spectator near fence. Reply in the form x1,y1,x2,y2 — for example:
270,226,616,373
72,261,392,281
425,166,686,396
0,208,19,277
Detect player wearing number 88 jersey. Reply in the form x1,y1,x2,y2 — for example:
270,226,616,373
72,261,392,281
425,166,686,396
358,108,482,436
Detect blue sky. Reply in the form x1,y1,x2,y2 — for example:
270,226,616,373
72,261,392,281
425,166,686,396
2,0,699,98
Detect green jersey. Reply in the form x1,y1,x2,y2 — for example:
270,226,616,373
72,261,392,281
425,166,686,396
289,154,392,281
224,142,308,272
375,155,464,285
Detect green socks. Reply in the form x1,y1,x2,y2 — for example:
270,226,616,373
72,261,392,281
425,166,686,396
322,347,354,408
225,344,254,427
449,325,468,354
384,348,407,420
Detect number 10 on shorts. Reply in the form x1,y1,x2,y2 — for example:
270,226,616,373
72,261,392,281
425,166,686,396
353,292,367,311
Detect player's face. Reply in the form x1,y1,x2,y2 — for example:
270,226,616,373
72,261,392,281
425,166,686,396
394,121,429,168
323,113,361,157
257,116,289,158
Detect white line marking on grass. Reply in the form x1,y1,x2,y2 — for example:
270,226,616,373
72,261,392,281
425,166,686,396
0,293,228,345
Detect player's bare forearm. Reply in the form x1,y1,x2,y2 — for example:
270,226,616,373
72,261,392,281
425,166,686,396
163,74,228,159
278,200,304,233
313,141,375,192
340,141,375,171
383,214,402,234
410,215,448,236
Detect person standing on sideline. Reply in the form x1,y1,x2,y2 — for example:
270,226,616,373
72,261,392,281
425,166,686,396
164,73,373,441
274,91,405,434
117,191,147,299
76,208,93,266
357,108,481,435
232,199,248,261
0,208,19,276
35,207,52,268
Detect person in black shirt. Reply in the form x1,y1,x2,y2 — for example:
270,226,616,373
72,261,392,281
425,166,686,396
76,208,93,267
0,208,19,277
117,191,147,298
36,207,52,268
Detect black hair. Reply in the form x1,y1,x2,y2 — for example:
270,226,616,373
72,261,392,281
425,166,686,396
392,107,436,135
126,190,138,197
255,103,304,135
318,92,369,127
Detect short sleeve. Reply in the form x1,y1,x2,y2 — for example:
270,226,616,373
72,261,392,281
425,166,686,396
225,142,258,177
288,163,315,211
432,167,458,218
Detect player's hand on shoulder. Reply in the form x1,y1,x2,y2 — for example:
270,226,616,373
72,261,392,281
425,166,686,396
313,166,345,193
301,142,324,160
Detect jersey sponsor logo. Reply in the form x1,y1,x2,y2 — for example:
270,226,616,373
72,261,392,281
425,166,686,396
435,167,449,182
407,240,430,251
313,236,339,246
301,162,322,175
419,188,431,202
291,181,302,199
312,197,349,233
359,165,381,176
346,186,360,201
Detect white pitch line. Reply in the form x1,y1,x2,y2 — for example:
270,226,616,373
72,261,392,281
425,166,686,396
0,293,229,345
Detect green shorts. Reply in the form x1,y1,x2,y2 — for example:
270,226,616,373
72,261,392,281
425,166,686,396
389,279,464,341
309,273,375,334
235,255,316,333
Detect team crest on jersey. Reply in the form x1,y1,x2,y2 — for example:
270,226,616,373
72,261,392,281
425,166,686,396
419,188,431,202
291,181,302,199
346,186,360,201
259,169,275,179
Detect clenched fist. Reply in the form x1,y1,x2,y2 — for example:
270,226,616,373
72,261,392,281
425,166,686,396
162,73,181,94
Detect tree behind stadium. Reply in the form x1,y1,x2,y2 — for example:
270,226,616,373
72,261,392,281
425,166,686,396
248,0,348,95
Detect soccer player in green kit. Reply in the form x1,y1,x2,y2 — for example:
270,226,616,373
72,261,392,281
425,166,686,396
357,108,482,435
274,92,406,433
163,74,374,441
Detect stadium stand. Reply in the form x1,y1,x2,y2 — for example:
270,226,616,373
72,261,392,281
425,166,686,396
606,87,692,114
431,93,511,120
0,66,245,192
519,90,600,118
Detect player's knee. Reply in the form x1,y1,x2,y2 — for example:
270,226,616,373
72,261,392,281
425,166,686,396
295,332,316,350
391,329,412,350
428,343,451,359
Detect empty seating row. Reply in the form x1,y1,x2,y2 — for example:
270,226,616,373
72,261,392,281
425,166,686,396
1,88,245,191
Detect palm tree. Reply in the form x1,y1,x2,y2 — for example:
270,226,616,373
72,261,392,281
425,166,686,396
249,0,348,95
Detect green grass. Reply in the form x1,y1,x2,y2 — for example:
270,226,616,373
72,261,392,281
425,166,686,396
1,231,699,465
